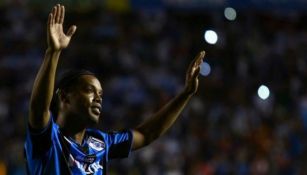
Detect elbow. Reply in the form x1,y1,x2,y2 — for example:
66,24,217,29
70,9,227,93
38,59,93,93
29,95,50,114
29,99,50,122
136,127,161,146
28,105,50,129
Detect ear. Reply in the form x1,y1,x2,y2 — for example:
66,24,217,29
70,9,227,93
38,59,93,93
58,89,70,103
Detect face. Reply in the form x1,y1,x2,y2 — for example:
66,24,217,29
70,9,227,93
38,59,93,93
65,75,103,124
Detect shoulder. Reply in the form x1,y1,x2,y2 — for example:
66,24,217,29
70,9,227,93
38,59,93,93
86,128,107,137
86,128,108,143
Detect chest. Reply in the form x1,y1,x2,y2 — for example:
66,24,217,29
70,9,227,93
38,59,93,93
60,135,107,174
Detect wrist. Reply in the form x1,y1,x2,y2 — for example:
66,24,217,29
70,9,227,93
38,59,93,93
45,48,62,62
46,47,62,54
181,87,195,98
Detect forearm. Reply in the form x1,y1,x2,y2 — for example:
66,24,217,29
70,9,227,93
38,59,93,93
29,49,61,128
135,89,193,146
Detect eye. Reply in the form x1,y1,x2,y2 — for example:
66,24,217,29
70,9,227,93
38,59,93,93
86,86,94,93
98,92,103,98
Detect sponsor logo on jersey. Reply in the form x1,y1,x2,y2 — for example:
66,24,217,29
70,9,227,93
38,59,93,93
76,155,96,164
87,136,105,151
69,154,103,174
84,155,96,164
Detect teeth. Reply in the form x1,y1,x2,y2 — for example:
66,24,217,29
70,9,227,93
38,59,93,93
92,107,100,114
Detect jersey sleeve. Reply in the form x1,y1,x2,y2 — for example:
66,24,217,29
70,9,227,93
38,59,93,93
25,116,54,158
107,130,133,159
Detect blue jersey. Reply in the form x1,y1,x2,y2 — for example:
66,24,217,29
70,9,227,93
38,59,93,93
24,117,133,175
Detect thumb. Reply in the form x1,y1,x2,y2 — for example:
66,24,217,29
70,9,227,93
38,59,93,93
66,25,77,37
192,66,200,80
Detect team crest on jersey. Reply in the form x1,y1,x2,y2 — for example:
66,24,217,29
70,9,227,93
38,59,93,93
87,136,105,151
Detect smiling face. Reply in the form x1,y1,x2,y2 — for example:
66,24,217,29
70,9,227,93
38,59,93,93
64,75,103,124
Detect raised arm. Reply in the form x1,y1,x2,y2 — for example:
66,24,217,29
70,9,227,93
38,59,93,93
132,51,205,150
29,4,76,129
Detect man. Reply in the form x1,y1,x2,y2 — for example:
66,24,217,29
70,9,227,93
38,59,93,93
24,4,205,175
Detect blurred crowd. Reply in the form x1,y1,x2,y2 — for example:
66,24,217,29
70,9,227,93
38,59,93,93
0,1,307,175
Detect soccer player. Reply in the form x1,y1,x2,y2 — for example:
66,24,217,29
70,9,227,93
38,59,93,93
24,4,205,175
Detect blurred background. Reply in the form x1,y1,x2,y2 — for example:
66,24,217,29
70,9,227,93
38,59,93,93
1,0,307,174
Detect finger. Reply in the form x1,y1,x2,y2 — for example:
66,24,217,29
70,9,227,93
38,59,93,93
194,51,205,66
188,51,205,73
47,13,52,26
60,5,65,24
52,5,56,14
192,66,200,79
52,6,56,24
66,25,77,37
56,4,61,23
188,65,200,83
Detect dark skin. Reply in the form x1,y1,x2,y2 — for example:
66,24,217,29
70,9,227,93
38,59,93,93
29,4,205,150
56,75,103,140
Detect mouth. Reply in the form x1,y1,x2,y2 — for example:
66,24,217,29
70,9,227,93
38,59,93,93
91,104,102,116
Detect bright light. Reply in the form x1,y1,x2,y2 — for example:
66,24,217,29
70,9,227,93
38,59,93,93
200,61,211,76
257,85,270,100
204,30,218,45
224,7,237,21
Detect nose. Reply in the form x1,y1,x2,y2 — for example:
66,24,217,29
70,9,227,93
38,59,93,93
94,94,102,104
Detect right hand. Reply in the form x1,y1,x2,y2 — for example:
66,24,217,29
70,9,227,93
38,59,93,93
184,51,205,95
47,4,77,51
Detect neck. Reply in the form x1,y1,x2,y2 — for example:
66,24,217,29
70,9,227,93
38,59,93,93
57,112,87,145
71,130,86,145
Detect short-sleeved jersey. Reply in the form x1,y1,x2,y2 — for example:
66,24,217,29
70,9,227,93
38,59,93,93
24,117,133,175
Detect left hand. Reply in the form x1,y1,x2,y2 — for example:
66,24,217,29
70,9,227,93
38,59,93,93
184,51,205,95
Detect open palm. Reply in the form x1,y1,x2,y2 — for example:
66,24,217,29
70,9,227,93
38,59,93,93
185,51,205,95
47,4,76,51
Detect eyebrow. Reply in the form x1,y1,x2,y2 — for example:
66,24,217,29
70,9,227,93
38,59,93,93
86,84,103,94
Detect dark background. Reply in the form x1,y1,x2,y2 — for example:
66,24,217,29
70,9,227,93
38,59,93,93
0,0,307,174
